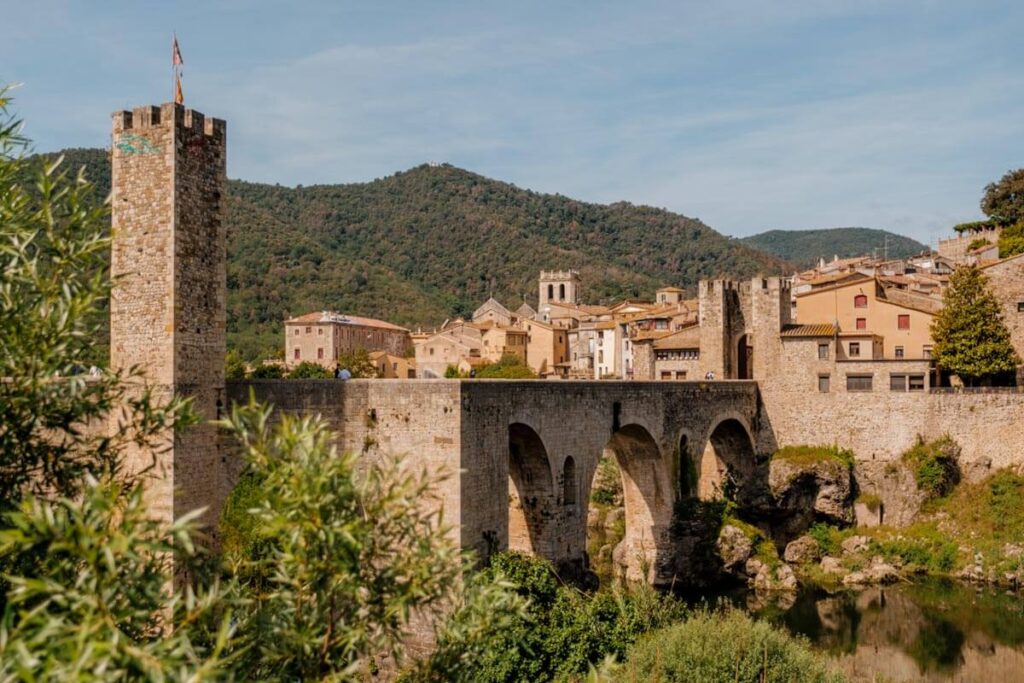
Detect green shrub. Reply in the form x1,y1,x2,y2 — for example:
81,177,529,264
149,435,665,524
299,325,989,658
590,454,623,506
226,349,249,379
286,360,332,379
249,363,285,379
621,608,846,682
476,354,536,379
444,552,687,682
808,522,845,557
903,436,960,499
771,445,854,470
444,364,463,378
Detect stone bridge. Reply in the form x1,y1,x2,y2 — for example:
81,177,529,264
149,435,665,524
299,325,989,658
227,378,768,584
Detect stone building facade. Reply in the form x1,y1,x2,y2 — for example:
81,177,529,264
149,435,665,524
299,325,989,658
110,103,227,530
983,253,1024,379
285,311,411,369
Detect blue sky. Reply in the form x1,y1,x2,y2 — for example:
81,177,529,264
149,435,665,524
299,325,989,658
3,1,1022,245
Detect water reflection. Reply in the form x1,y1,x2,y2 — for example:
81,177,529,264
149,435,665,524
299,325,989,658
743,579,1024,682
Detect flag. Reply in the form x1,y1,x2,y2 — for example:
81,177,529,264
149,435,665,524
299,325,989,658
172,34,184,65
174,74,184,105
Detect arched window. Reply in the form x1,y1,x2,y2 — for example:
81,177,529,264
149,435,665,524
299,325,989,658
547,284,554,300
559,283,566,300
562,456,576,505
854,294,868,308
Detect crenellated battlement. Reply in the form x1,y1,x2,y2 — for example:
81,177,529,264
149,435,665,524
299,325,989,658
111,103,225,139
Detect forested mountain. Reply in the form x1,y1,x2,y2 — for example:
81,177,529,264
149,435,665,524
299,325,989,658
742,228,926,269
45,149,790,359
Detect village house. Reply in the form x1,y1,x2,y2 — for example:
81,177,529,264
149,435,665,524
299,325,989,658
285,311,411,369
521,318,570,378
368,350,416,379
794,274,939,360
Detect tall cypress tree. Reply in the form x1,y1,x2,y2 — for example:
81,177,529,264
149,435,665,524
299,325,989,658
931,265,1019,385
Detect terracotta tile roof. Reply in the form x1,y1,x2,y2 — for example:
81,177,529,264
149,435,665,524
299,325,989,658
780,323,837,338
593,321,617,330
285,311,409,331
656,286,685,293
653,326,700,349
876,286,942,315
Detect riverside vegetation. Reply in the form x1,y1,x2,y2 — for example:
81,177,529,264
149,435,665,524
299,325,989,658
0,88,848,682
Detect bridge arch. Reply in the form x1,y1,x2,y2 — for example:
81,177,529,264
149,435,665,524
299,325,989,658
508,422,556,557
589,423,673,583
675,427,697,499
697,415,756,501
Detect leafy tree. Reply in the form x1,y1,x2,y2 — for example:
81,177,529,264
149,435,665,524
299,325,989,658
476,354,536,379
976,169,1024,258
0,88,193,513
219,398,478,678
930,265,1019,384
337,347,378,378
225,349,248,379
998,222,1024,258
981,169,1024,225
0,477,234,680
286,360,331,379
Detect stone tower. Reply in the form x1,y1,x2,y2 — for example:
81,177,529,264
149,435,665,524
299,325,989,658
110,103,227,529
538,269,580,321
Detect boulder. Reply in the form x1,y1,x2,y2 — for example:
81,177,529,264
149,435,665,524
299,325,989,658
852,460,928,528
842,571,869,586
716,525,754,573
819,556,844,574
752,562,798,592
866,558,900,584
768,456,854,540
841,535,871,555
783,535,822,564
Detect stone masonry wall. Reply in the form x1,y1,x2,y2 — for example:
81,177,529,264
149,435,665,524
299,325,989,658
110,103,226,530
222,379,762,585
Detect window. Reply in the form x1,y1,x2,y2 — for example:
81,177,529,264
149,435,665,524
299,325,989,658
890,374,926,392
898,314,910,330
317,348,323,360
923,345,933,359
846,374,873,391
895,346,904,359
318,328,323,336
856,317,866,330
849,342,860,357
305,326,311,334
675,371,687,380
818,343,829,360
854,294,868,308
547,284,553,300
559,283,566,300
1018,301,1024,312
293,328,299,335
660,371,672,380
429,348,435,356
562,457,576,505
598,350,604,364
294,348,300,360
818,375,830,393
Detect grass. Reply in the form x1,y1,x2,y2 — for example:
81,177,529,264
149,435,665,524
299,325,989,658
856,492,882,512
771,445,854,470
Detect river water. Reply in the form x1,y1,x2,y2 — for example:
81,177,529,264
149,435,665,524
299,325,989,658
730,579,1024,682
